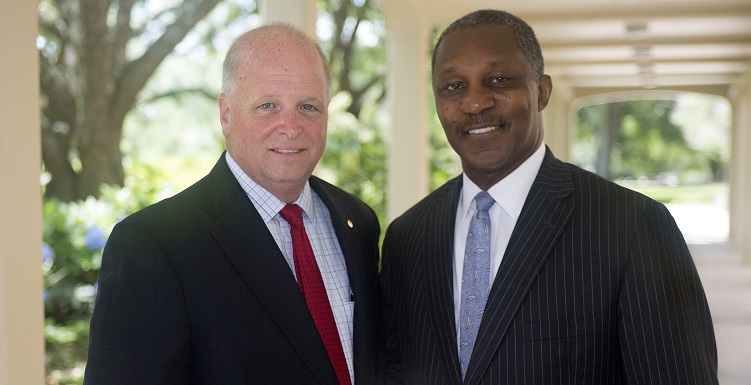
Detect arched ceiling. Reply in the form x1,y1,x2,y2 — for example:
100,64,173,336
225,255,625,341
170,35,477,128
382,0,751,98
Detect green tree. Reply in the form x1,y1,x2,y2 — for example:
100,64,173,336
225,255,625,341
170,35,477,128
320,0,386,117
574,99,707,182
38,0,231,202
671,93,731,182
317,0,389,225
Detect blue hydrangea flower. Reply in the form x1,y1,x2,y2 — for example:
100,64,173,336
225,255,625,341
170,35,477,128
85,226,107,251
42,242,55,265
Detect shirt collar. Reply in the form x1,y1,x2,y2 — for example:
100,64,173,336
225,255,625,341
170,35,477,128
459,143,546,221
225,152,316,223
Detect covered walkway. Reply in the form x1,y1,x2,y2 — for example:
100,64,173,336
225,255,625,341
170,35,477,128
380,0,751,260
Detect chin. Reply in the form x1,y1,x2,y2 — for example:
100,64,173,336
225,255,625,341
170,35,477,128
272,169,313,184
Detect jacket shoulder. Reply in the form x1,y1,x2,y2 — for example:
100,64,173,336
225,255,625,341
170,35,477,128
310,176,377,217
387,176,461,232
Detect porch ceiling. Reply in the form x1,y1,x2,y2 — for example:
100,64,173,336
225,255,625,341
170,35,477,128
382,0,751,98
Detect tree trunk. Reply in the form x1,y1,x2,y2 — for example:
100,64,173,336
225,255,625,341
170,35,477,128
596,102,623,179
39,0,223,202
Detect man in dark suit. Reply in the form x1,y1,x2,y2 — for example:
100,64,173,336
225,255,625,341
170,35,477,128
380,9,718,385
84,24,384,385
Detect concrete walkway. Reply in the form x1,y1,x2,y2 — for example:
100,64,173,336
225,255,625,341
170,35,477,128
691,244,751,385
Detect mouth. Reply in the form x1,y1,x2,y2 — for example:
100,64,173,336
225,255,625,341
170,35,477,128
457,114,506,136
467,126,499,135
273,149,303,154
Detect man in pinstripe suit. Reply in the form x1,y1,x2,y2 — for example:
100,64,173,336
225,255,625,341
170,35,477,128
380,9,718,385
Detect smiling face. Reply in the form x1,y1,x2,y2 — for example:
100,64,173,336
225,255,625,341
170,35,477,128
432,24,552,190
219,29,329,203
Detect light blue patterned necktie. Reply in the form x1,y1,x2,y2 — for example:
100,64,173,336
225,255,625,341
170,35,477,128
459,191,495,379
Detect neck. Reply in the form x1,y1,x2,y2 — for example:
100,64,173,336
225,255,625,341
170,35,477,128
269,183,306,204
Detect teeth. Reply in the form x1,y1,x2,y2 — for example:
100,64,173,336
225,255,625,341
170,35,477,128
275,149,301,153
468,126,498,134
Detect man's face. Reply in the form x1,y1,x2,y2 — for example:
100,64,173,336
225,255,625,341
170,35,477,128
432,24,552,190
219,41,329,201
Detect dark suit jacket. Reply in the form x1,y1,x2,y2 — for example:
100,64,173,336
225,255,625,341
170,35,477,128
381,148,718,385
84,155,385,385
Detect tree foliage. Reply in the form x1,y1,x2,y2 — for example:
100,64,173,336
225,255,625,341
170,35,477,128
573,98,724,184
317,0,389,225
43,161,174,384
320,0,386,117
38,0,225,202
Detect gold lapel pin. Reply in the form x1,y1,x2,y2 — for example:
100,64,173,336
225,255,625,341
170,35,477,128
347,219,354,228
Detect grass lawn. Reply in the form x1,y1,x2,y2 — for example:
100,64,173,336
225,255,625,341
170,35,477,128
614,181,728,205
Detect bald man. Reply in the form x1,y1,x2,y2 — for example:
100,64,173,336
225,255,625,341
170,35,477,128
84,24,385,385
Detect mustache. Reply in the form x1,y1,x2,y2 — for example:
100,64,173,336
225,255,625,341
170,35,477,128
455,114,508,132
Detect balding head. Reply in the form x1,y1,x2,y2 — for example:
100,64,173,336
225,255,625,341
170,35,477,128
221,23,332,100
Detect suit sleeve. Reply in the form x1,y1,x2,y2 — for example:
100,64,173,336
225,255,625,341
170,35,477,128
618,201,718,385
84,218,191,385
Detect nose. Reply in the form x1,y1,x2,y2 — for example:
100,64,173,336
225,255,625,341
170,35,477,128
279,109,302,139
460,86,494,114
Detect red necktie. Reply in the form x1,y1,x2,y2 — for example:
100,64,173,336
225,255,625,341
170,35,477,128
279,204,351,385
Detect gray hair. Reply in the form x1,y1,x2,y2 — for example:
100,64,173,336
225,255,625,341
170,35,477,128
221,23,332,98
431,9,544,80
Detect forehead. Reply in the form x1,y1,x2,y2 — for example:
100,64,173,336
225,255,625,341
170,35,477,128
434,24,525,72
246,40,318,68
238,43,325,83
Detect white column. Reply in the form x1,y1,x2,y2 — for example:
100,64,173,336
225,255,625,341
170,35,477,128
259,0,317,36
382,2,430,221
729,70,751,263
0,1,45,384
542,76,574,161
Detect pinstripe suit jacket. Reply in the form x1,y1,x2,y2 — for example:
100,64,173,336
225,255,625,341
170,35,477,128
381,148,718,385
84,155,385,385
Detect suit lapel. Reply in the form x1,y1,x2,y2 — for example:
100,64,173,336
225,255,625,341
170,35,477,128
310,177,365,304
310,177,376,384
464,150,575,385
203,157,339,385
423,177,464,384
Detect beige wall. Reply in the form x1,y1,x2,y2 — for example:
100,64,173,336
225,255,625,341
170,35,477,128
0,1,45,384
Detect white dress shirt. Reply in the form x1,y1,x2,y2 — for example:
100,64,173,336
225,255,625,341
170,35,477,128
453,143,546,347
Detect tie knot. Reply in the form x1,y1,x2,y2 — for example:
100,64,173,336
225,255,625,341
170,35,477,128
475,191,495,213
279,204,304,227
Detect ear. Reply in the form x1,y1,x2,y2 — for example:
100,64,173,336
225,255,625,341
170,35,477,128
537,75,553,111
218,93,231,138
